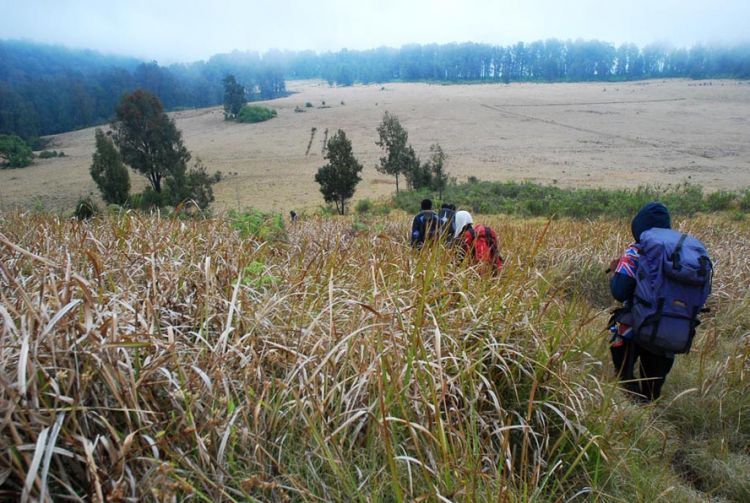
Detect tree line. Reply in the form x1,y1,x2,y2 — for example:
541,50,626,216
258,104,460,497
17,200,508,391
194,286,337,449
3,38,749,142
283,40,750,86
0,40,286,142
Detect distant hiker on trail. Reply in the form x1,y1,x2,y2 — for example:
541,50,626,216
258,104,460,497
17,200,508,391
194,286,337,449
290,210,298,222
438,203,456,242
608,202,712,402
411,198,440,248
453,210,504,273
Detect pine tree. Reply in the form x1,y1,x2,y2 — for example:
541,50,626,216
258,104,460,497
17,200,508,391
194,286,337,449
428,144,448,199
315,130,363,215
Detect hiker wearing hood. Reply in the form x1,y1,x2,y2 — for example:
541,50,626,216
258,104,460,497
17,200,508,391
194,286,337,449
608,202,674,401
454,210,504,272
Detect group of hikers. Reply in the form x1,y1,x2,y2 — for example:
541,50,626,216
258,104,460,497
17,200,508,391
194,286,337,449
410,198,504,272
410,199,713,403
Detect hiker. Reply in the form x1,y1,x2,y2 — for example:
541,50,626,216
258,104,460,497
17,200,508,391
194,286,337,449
453,210,504,272
608,202,712,401
410,198,440,248
290,210,298,222
438,203,456,242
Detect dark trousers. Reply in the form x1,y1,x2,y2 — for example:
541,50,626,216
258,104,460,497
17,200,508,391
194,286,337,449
610,340,674,401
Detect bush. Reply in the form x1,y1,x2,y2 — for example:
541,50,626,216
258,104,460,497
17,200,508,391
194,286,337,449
128,187,171,210
236,105,277,123
355,198,373,214
74,196,99,220
740,190,750,211
0,134,33,168
393,181,750,219
38,150,60,159
229,209,286,240
705,190,736,211
305,102,314,108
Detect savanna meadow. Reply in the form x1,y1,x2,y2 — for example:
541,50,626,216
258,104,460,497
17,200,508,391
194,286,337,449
1,202,749,501
1,30,750,503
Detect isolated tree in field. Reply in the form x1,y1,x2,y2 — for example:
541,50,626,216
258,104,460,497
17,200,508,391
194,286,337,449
0,134,32,168
222,74,245,119
90,128,130,204
112,90,190,194
427,143,448,198
375,111,409,192
315,129,363,215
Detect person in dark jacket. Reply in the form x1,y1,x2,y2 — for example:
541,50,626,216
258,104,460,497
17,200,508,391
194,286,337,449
410,199,440,248
608,202,675,401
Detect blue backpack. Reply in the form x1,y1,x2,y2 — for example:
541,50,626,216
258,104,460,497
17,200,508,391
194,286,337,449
632,228,712,354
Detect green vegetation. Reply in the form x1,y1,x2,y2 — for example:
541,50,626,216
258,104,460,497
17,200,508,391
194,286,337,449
112,90,219,210
315,129,363,214
222,74,246,119
0,134,33,168
37,150,65,159
236,105,277,123
0,210,747,500
228,208,286,240
90,128,130,205
395,180,750,218
73,195,99,220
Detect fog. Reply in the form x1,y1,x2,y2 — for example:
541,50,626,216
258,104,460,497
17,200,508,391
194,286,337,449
1,0,749,62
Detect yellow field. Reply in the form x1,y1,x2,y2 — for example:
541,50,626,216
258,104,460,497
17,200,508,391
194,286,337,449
2,79,750,212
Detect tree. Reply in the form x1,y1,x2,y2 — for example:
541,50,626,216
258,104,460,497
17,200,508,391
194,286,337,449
90,128,130,204
315,129,363,215
0,134,33,168
402,145,431,190
375,111,409,192
427,144,448,198
112,90,191,194
165,158,218,210
222,74,245,119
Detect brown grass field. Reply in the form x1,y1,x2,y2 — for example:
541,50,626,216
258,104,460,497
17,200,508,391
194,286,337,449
2,79,750,212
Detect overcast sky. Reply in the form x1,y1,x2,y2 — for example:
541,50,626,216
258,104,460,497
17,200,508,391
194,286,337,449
1,0,748,63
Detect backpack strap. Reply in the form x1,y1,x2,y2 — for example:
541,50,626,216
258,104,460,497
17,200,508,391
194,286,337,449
671,233,688,271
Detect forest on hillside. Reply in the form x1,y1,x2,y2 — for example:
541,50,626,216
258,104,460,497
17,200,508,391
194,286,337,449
2,39,749,142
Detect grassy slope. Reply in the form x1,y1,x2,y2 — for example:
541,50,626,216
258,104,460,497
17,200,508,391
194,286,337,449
0,210,748,501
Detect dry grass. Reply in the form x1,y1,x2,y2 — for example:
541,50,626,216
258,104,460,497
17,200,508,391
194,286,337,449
0,210,748,501
2,79,750,213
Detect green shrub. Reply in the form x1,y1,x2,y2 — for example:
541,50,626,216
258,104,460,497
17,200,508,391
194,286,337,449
393,181,749,219
355,198,373,214
305,102,313,108
236,105,277,123
229,208,286,240
705,190,736,211
0,134,33,168
128,187,171,210
740,190,750,211
38,150,59,159
74,196,99,220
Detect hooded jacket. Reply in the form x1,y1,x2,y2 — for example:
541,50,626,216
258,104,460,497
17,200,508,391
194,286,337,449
610,202,671,301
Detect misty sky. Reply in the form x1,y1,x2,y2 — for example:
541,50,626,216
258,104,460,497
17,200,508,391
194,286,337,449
1,0,748,63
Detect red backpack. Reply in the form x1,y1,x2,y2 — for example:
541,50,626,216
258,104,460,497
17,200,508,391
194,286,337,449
464,224,504,271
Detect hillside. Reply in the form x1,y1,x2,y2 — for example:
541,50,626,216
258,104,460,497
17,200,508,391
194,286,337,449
2,79,750,213
0,210,748,500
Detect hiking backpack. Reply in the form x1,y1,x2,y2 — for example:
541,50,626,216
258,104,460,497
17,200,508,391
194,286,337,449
467,225,504,271
632,228,712,354
412,210,440,247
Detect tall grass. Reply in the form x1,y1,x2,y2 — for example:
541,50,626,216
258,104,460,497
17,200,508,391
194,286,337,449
0,210,748,501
